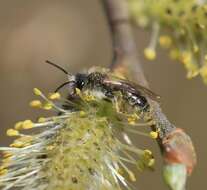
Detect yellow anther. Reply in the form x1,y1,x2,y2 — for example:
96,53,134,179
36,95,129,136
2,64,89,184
42,102,53,110
10,141,25,148
12,138,31,147
3,152,13,158
46,145,55,150
79,111,86,117
117,168,124,175
17,136,33,143
193,45,199,53
85,95,95,101
200,65,207,75
137,16,149,27
203,4,207,11
144,48,156,60
48,92,61,100
33,88,42,96
127,118,134,125
200,65,207,84
22,120,34,129
180,52,199,78
46,145,55,151
143,149,154,168
187,70,199,79
6,129,19,136
159,35,172,48
148,158,155,167
128,120,135,125
2,157,11,164
75,88,81,95
169,49,180,60
127,114,139,125
204,54,207,61
180,51,192,65
0,169,7,176
150,131,158,139
38,117,46,123
0,166,6,171
29,100,42,108
14,121,23,130
184,61,199,79
128,170,136,182
198,24,205,29
143,149,152,156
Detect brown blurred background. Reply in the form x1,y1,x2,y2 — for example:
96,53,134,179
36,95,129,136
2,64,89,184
0,0,206,189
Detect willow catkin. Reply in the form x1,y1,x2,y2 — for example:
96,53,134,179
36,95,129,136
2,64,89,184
129,0,207,83
0,88,155,190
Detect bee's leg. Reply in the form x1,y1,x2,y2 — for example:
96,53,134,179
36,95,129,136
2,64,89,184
114,97,125,115
113,96,120,113
104,90,114,99
70,86,77,97
138,104,150,120
139,109,145,119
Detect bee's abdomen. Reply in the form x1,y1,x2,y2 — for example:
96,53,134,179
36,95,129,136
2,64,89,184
124,92,149,110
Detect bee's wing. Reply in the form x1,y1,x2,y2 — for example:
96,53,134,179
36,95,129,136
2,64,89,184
130,82,160,101
105,74,160,101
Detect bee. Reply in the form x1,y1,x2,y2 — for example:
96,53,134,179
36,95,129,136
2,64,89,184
46,60,159,111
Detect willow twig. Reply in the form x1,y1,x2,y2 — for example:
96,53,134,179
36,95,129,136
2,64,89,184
102,0,175,146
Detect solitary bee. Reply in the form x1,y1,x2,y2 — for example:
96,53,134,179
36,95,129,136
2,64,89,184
46,60,159,111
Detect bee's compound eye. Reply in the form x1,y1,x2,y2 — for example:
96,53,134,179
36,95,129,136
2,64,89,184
80,81,85,87
75,73,87,89
76,79,85,89
80,81,85,86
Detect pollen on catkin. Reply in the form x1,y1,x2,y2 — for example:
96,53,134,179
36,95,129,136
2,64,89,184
48,92,61,100
38,117,47,123
144,48,156,60
128,0,207,84
29,100,42,108
6,129,19,137
150,131,159,139
0,87,156,190
33,88,42,96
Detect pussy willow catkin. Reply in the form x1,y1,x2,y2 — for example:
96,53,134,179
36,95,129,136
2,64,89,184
0,88,155,190
129,0,207,84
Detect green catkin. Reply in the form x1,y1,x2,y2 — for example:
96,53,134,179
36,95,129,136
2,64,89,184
45,116,119,190
128,0,207,84
0,89,155,190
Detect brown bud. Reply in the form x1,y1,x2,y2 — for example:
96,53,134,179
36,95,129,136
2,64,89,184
162,128,196,175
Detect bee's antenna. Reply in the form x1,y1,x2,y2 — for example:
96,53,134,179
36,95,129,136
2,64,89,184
55,81,73,92
46,60,69,75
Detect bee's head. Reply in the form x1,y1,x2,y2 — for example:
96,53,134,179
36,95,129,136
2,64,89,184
45,60,86,92
75,73,88,89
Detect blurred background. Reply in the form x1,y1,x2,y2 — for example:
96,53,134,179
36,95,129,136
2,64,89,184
0,0,206,189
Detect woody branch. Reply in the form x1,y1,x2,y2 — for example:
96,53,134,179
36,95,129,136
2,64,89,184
102,0,175,147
